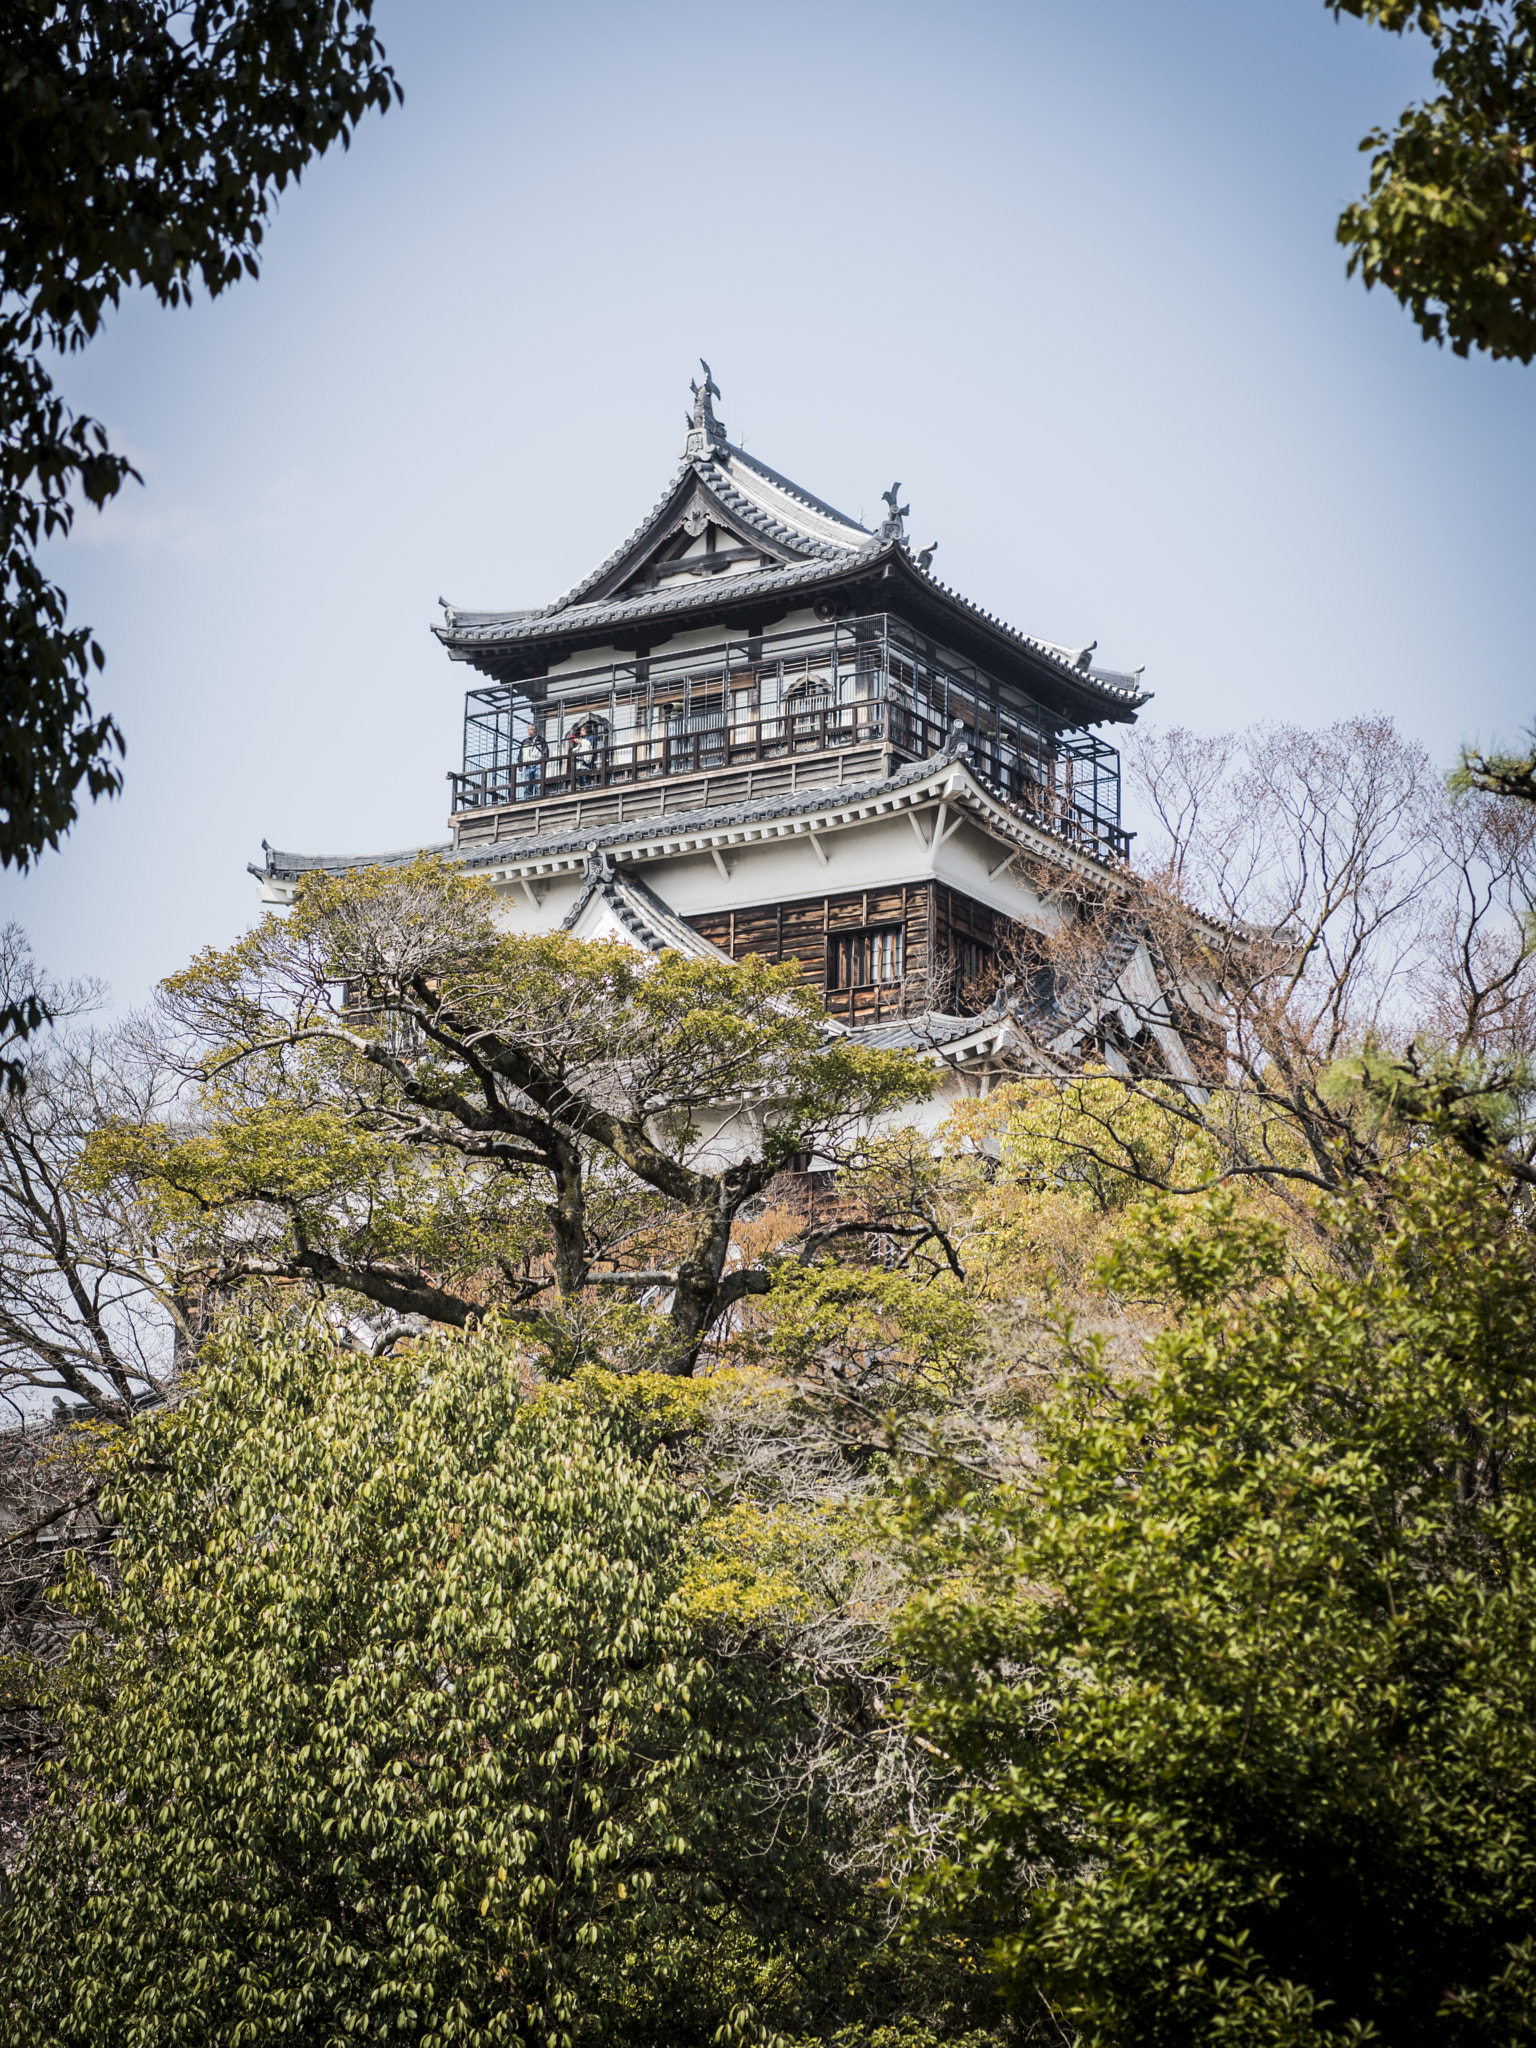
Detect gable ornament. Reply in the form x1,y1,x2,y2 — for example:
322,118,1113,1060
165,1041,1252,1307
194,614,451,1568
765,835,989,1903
877,482,910,544
683,359,728,461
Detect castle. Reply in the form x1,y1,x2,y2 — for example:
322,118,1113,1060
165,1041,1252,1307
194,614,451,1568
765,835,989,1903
252,366,1186,1093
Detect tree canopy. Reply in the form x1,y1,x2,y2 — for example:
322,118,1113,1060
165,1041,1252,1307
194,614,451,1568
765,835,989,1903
898,1154,1536,2045
0,1323,837,2047
1334,0,1536,360
0,0,399,874
110,858,931,1375
6,718,1536,2044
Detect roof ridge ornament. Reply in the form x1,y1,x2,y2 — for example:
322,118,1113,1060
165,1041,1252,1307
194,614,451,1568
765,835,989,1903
684,359,727,462
877,481,909,543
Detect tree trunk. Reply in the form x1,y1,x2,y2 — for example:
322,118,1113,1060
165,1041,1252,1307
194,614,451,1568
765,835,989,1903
662,1165,769,1374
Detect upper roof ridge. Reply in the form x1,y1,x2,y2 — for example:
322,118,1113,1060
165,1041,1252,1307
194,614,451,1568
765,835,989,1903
721,444,870,542
429,366,1150,720
702,462,860,561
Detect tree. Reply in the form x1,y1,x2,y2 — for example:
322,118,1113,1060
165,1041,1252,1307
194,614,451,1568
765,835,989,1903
1288,728,1536,1188
116,859,930,1374
1453,726,1536,806
0,1318,845,2047
586,1362,1020,2047
993,717,1536,1219
1332,1,1536,361
0,927,197,1428
0,0,400,874
896,1153,1536,2046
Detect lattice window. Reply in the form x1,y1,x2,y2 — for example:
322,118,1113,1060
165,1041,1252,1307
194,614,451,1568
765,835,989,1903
831,928,905,989
956,938,990,985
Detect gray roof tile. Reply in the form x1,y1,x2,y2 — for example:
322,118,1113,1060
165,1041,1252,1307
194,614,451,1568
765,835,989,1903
252,734,1128,890
433,443,1148,719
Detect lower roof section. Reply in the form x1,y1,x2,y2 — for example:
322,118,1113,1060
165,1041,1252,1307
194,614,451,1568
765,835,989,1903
251,737,1123,907
245,742,1188,1077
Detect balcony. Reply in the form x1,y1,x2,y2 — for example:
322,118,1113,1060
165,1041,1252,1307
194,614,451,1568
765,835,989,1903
448,613,1130,864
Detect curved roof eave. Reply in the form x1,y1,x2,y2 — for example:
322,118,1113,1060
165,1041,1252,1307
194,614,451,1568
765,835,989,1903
442,445,873,636
435,541,1148,723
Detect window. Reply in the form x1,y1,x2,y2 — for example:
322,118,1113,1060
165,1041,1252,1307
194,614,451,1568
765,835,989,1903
567,715,610,788
832,927,904,990
956,938,990,986
786,675,831,705
785,676,832,736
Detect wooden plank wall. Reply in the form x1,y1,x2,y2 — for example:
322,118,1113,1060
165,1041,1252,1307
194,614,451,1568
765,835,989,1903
687,882,1018,1023
933,884,1003,967
453,745,889,849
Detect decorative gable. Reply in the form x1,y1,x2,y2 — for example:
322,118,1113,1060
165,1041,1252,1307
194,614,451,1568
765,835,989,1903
561,850,733,962
605,495,788,604
434,361,1150,728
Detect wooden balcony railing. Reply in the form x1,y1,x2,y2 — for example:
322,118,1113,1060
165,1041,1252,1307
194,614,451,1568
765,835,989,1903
449,699,1129,862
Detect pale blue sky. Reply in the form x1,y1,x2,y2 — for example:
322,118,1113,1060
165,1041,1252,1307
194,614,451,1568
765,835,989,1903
6,0,1532,1004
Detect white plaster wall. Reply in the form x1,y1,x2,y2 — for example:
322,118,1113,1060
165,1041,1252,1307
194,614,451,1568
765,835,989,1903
629,817,937,917
480,806,1070,941
673,1065,972,1176
487,875,586,933
932,818,1060,929
568,899,636,948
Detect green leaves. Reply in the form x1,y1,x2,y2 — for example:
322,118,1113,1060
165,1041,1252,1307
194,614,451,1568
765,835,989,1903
0,1,400,867
145,866,933,1370
1334,0,1536,361
751,1261,983,1395
0,340,128,869
0,1321,801,2046
897,1152,1536,2044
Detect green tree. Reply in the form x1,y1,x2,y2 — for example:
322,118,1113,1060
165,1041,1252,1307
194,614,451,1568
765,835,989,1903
1,0,400,875
1452,725,1536,808
897,1155,1536,2046
1334,1,1536,360
113,857,929,1373
0,1320,828,2047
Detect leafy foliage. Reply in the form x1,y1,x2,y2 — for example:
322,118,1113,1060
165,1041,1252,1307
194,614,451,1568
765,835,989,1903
740,1263,981,1395
13,719,1536,2043
1453,726,1536,807
0,0,400,868
132,859,931,1371
0,1322,836,2047
898,1156,1536,2045
1333,0,1536,360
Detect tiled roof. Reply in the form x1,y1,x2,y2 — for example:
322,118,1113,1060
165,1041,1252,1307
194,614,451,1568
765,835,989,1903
843,1005,1064,1072
433,439,1149,719
247,838,450,885
560,855,732,961
440,444,868,640
252,736,1127,895
441,537,859,642
841,1011,979,1050
704,446,868,556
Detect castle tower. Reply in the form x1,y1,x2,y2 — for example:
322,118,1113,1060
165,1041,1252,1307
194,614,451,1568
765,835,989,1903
253,366,1163,1075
